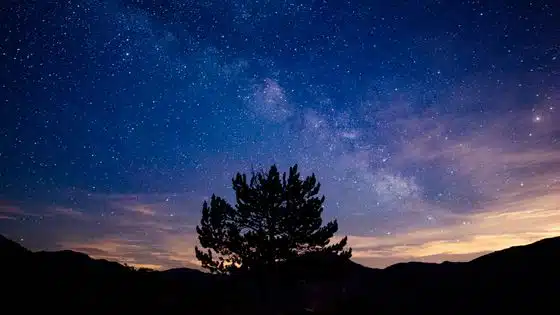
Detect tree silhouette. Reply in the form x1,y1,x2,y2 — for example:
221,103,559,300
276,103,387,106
195,164,352,274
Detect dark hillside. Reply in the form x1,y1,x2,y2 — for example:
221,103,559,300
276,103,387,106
2,235,559,314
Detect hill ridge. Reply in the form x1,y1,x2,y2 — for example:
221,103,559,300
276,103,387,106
5,235,560,272
2,234,560,314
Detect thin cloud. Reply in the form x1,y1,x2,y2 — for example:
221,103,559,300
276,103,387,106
0,201,42,219
49,207,88,219
0,204,25,220
340,191,560,267
58,234,202,271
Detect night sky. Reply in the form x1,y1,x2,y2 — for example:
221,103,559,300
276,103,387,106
1,1,559,270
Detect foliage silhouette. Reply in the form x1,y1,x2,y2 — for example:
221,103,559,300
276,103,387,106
194,164,352,274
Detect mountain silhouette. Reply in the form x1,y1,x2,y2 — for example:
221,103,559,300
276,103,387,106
1,234,30,258
2,235,559,314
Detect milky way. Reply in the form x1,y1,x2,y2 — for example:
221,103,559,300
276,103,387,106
1,1,559,270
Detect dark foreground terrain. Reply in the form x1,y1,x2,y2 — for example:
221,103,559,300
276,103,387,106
2,235,559,314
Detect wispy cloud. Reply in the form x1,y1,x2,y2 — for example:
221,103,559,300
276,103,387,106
0,201,43,220
58,234,202,270
49,207,88,219
344,192,560,267
0,204,24,220
334,102,560,266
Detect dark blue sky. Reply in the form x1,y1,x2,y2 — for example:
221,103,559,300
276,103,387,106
1,0,559,269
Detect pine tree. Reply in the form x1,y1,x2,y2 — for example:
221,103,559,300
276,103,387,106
194,164,352,274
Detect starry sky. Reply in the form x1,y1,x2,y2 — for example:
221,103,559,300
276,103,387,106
1,0,559,270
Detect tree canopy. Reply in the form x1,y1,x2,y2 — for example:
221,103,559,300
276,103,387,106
194,164,352,274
